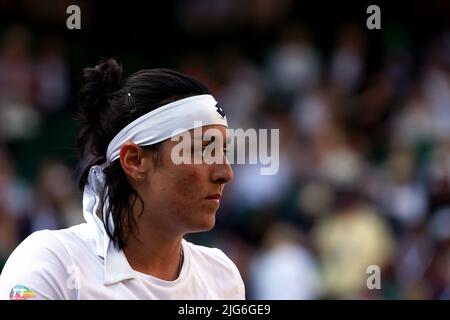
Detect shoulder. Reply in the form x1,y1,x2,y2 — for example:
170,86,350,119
1,230,69,271
3,224,93,267
183,240,246,299
0,225,91,300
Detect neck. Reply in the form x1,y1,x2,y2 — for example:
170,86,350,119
123,223,184,281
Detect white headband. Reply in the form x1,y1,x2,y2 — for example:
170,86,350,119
106,94,227,162
83,94,227,252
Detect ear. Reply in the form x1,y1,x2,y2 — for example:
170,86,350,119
119,142,147,182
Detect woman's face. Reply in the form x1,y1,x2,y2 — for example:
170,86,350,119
139,124,233,235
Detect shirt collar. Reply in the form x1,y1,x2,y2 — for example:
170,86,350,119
84,205,137,285
103,239,136,285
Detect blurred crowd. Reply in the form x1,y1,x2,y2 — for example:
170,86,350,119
1,1,450,300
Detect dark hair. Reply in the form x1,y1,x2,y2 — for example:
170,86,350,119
76,58,210,249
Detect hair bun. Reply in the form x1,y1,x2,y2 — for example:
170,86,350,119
80,58,123,122
77,58,123,158
92,58,122,96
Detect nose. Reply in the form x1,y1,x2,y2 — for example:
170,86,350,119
211,158,233,185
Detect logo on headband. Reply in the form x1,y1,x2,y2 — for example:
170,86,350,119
216,104,225,119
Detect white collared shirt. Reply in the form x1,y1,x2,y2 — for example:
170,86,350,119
0,223,246,300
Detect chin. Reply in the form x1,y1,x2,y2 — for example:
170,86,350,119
199,216,216,231
191,213,216,232
184,204,219,232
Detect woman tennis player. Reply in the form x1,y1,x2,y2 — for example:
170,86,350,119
0,59,245,299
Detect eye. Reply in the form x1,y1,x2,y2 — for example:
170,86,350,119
196,144,228,158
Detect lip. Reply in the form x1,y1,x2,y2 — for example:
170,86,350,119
206,193,221,200
205,193,221,202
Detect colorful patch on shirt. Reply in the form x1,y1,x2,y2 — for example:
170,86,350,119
9,285,36,300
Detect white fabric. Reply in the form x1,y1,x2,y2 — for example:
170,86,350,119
106,94,227,162
0,224,245,299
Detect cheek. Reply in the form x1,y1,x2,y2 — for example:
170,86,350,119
172,166,203,200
